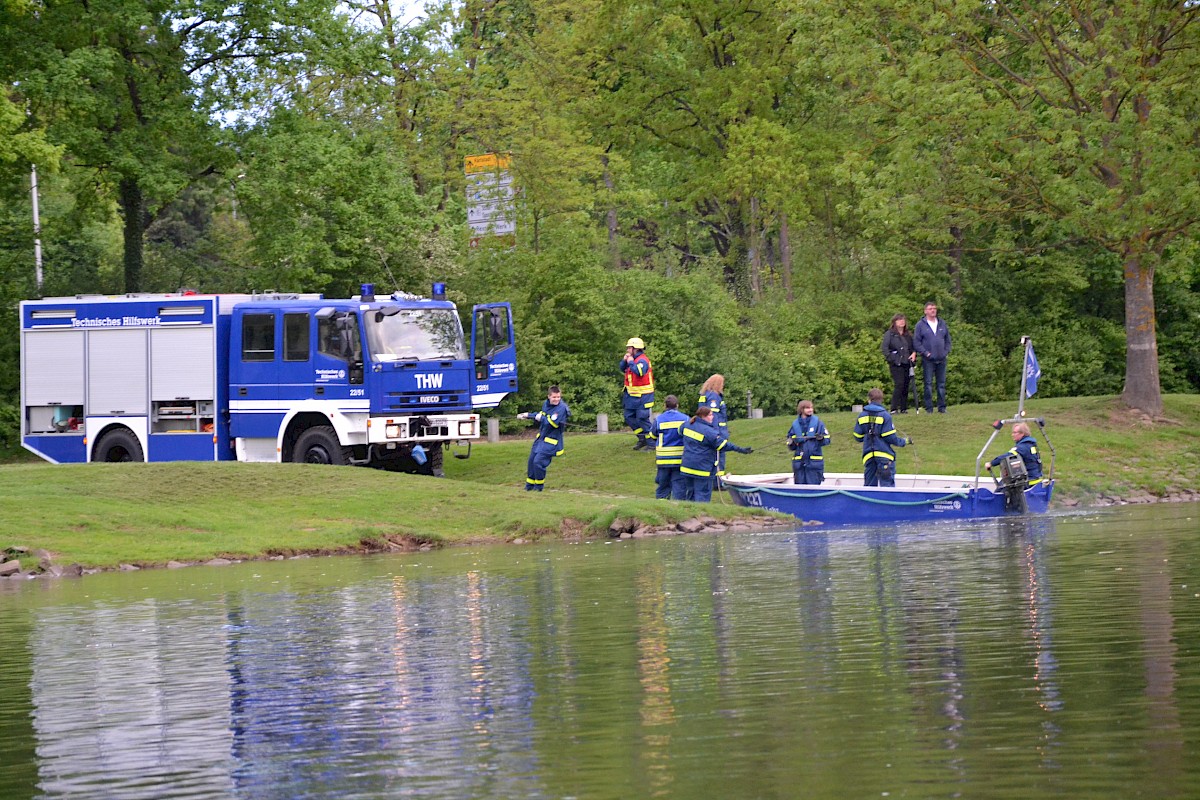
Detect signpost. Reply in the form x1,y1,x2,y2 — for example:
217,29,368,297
465,153,515,247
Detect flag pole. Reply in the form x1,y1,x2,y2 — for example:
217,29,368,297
1016,336,1030,418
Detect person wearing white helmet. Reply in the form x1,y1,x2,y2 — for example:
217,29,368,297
620,336,656,450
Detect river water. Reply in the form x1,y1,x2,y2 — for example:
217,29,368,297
1,502,1198,799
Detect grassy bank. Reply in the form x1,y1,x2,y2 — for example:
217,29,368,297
444,394,1200,502
2,394,1197,571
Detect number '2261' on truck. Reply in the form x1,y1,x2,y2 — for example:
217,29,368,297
19,282,517,475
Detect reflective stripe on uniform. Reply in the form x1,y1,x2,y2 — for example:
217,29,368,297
681,466,712,477
862,451,895,464
542,437,558,445
683,428,705,441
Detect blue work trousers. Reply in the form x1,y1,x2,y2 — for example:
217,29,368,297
655,466,684,500
623,403,652,443
863,456,896,488
526,447,554,491
792,464,825,485
681,474,714,503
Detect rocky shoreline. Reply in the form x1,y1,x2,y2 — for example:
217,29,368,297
4,491,1196,582
1,514,798,581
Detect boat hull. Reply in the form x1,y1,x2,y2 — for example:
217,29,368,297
724,472,1054,526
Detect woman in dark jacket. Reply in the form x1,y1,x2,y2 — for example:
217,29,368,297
881,314,915,413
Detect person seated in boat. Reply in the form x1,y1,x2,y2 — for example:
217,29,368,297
853,388,910,488
678,405,752,503
787,399,830,485
987,421,1044,485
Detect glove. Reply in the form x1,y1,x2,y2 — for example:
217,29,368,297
739,446,753,454
517,413,528,420
905,436,913,446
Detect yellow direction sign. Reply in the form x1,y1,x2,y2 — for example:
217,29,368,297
464,153,512,174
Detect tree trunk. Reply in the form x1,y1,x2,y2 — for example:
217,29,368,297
1121,251,1162,415
824,188,841,290
948,225,964,299
119,177,144,293
779,211,793,303
748,196,762,301
602,155,620,269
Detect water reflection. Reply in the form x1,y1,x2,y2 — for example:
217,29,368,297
3,503,1200,799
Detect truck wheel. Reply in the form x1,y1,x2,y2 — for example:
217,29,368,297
94,429,144,463
294,426,350,466
427,443,445,477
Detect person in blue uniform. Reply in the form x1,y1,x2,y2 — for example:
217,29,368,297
678,406,752,503
988,422,1044,484
852,388,910,487
698,373,729,488
519,385,568,491
787,399,830,485
620,337,656,449
649,395,688,500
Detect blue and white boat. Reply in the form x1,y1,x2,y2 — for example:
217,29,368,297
726,336,1056,526
723,470,1055,526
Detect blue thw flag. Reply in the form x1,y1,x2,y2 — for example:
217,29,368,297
1024,344,1041,398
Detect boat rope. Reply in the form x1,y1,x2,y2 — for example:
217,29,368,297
739,485,971,507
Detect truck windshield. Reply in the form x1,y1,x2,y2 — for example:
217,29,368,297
365,308,467,362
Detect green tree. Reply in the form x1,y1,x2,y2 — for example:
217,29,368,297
835,0,1200,415
237,111,426,295
0,0,360,292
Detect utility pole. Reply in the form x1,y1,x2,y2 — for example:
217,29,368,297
31,163,43,294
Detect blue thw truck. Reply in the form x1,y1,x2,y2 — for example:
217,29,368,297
19,283,517,474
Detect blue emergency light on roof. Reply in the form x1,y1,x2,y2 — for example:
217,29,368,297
432,282,446,301
360,283,375,302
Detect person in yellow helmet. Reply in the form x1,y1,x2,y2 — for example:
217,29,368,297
620,336,655,450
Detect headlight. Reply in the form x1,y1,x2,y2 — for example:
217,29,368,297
458,420,476,436
386,423,405,439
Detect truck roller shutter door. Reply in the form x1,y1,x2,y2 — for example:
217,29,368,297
88,329,148,415
151,327,215,401
23,330,85,406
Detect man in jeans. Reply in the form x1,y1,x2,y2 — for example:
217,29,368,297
913,301,951,414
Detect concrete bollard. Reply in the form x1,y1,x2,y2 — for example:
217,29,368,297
751,408,764,419
596,413,609,434
487,417,499,443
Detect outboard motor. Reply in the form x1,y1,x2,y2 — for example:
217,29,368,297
996,453,1029,513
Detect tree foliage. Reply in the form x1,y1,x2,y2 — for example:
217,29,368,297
1,0,1197,449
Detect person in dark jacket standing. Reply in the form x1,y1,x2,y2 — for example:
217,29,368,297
619,337,655,449
678,406,752,503
649,395,688,500
987,422,1044,484
698,373,729,487
913,302,951,414
787,400,830,485
852,388,910,487
519,385,568,491
882,313,916,414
